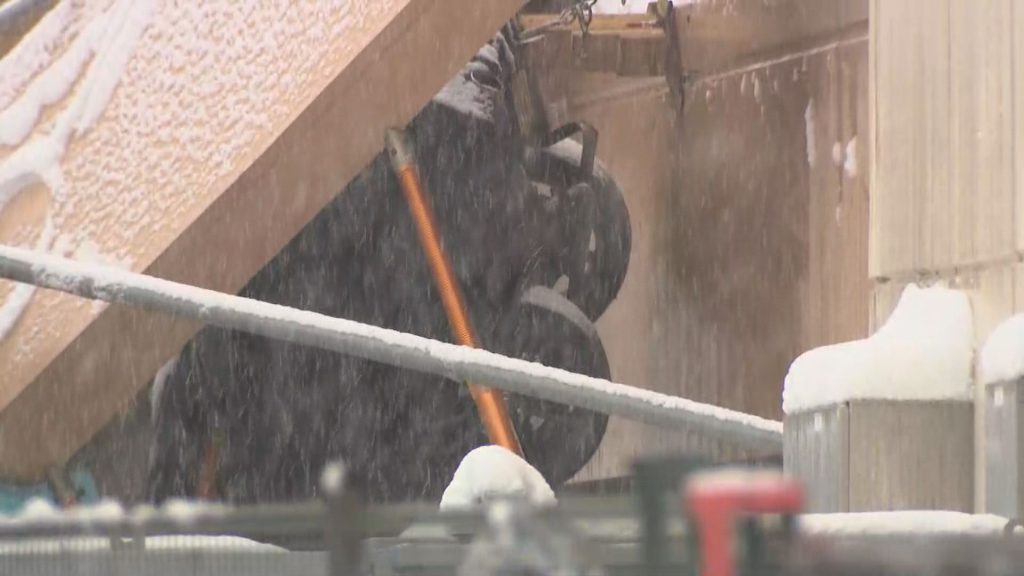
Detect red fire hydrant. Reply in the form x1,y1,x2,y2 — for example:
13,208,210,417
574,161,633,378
684,469,803,576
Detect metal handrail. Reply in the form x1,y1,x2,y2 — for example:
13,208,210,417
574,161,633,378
0,245,783,452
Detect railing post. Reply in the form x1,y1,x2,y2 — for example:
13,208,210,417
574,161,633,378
321,462,363,576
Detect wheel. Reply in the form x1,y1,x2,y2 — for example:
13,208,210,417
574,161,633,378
522,140,632,321
484,286,610,488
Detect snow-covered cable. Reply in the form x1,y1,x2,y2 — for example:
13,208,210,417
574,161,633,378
0,245,783,452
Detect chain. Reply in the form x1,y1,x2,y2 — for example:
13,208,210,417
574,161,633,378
519,0,599,48
559,0,598,37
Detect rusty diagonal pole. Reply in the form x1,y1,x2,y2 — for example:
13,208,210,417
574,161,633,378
385,128,524,457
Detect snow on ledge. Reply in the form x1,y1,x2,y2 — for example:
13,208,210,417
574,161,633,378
800,511,1015,536
783,284,973,414
979,314,1024,386
0,498,284,553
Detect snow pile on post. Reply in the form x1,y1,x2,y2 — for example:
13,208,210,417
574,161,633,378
783,284,973,414
979,314,1024,386
440,446,555,510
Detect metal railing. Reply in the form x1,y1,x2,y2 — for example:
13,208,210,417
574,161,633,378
0,476,666,576
0,245,782,451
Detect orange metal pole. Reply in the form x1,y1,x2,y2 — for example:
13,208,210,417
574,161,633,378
385,129,523,456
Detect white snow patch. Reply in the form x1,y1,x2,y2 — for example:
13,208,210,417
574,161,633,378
72,239,133,270
0,0,152,147
144,535,284,551
159,499,232,525
593,0,655,14
843,136,858,178
0,215,55,339
979,314,1024,386
0,283,38,342
804,99,816,167
0,0,153,338
801,511,1014,536
440,446,555,510
783,283,973,414
320,462,346,494
0,535,282,554
434,75,493,122
0,0,77,109
0,498,282,553
1,497,122,525
150,357,178,415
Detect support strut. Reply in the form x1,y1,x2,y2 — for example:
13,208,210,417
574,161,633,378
385,128,524,457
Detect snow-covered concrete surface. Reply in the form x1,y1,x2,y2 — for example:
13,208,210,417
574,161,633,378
783,284,973,414
979,314,1024,386
440,446,556,510
0,0,153,340
800,511,1017,536
0,497,237,527
0,497,285,554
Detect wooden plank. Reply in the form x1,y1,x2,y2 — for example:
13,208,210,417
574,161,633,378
783,406,849,513
950,0,1014,266
869,0,952,278
518,15,666,78
0,0,524,479
848,401,973,512
518,13,657,33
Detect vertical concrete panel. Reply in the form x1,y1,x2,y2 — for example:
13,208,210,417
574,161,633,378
784,406,849,512
848,401,973,512
985,380,1021,517
949,0,1015,265
1015,1,1024,252
870,0,952,277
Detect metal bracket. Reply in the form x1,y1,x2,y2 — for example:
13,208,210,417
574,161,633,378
541,121,598,181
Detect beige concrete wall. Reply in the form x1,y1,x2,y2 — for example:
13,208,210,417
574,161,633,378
0,0,526,480
567,0,871,478
870,0,1024,511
